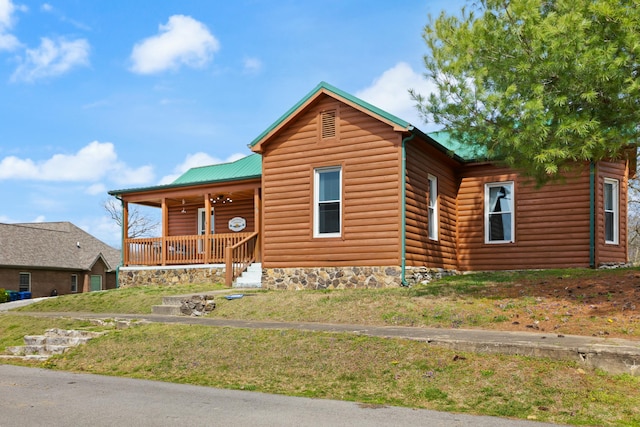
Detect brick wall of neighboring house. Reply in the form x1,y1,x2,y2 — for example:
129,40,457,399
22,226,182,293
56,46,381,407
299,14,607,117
0,268,84,297
89,258,117,291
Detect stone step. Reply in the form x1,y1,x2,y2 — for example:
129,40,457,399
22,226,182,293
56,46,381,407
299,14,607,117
45,329,103,338
6,344,69,356
4,328,106,359
23,335,93,346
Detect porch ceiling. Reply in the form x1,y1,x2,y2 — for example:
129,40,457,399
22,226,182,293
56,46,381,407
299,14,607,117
120,180,260,208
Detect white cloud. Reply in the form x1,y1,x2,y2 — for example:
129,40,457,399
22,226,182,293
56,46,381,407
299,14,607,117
0,141,155,186
86,183,106,195
0,0,16,29
355,62,439,132
159,152,246,185
11,36,90,82
243,56,262,75
130,15,219,74
0,0,22,51
40,3,53,13
0,31,18,50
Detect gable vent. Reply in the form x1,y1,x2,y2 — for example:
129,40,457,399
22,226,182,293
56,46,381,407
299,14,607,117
321,110,336,139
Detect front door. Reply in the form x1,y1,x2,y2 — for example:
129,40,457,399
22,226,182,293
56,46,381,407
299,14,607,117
90,275,102,292
197,208,215,253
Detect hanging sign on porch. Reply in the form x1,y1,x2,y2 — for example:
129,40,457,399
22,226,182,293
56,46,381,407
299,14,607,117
228,217,247,232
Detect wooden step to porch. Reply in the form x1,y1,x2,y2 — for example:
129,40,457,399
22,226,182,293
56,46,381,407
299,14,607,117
234,263,262,288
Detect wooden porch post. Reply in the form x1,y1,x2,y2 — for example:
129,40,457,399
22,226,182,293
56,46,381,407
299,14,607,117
122,201,129,266
204,194,212,263
254,187,261,262
162,198,168,266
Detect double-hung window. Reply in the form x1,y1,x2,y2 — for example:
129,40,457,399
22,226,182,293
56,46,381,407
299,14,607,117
71,274,78,293
604,178,619,244
485,182,514,243
314,166,341,237
427,175,438,241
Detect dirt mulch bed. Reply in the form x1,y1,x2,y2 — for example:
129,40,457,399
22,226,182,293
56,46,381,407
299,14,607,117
482,269,640,338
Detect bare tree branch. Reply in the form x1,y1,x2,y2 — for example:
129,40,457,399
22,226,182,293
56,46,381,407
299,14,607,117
104,198,159,239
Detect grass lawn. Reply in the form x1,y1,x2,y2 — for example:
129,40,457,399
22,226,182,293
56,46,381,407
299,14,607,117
2,267,640,426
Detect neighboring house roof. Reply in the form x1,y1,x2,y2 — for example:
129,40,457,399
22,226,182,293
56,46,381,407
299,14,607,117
0,222,121,271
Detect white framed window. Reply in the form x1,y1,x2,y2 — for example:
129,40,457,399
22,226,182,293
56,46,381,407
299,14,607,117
485,182,514,244
71,274,78,293
19,272,31,292
314,166,342,237
604,178,619,244
427,174,438,241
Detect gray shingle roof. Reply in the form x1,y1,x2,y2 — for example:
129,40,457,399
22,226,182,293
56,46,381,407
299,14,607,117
0,222,121,271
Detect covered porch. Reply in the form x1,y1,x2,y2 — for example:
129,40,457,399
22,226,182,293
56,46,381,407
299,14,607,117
111,167,262,286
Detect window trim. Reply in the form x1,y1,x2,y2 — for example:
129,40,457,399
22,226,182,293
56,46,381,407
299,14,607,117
19,272,31,292
604,177,619,245
484,181,515,244
427,174,438,241
313,166,342,238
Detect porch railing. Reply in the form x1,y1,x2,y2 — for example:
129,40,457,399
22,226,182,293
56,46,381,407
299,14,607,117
225,231,259,286
124,232,255,267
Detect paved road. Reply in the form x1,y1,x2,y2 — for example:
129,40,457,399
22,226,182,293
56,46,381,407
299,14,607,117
0,365,557,427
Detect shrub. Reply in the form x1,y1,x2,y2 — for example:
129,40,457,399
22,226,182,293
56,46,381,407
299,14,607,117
0,288,8,303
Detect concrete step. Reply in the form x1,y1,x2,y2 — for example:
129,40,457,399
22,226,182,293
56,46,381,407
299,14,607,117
246,263,262,272
233,263,262,288
161,295,185,306
151,305,183,316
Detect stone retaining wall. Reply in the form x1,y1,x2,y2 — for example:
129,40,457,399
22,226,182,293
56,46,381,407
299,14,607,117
118,265,225,288
262,266,456,290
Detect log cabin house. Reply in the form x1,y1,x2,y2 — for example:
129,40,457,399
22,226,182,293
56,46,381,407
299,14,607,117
109,82,635,289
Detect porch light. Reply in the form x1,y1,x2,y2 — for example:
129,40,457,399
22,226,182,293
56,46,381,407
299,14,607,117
211,194,232,204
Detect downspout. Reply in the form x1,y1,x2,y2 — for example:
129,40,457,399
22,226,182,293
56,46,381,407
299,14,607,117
589,162,595,268
400,130,416,286
115,195,125,288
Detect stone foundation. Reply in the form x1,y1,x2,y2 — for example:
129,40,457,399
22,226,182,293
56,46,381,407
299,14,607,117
262,266,456,290
118,265,225,288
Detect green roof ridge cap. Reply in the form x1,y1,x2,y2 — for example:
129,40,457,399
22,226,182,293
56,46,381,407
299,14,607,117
249,81,411,148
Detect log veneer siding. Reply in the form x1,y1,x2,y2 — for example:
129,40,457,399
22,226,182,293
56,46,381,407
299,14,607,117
261,96,403,268
168,199,255,237
595,160,628,265
457,164,590,270
404,139,459,270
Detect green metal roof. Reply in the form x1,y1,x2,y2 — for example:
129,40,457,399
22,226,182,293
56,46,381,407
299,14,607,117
172,153,262,185
427,131,486,162
249,81,411,148
108,154,261,196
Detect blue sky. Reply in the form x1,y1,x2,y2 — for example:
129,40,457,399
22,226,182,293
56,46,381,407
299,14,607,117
0,0,466,247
